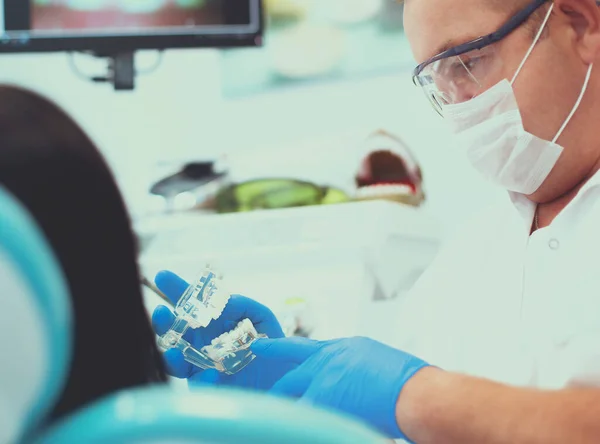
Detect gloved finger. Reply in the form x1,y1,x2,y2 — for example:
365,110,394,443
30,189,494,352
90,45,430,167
151,305,196,345
154,270,189,306
251,337,320,363
151,305,176,335
269,367,312,398
189,368,221,385
163,348,194,379
222,296,285,338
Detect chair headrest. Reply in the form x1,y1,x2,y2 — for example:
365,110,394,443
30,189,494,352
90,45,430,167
0,186,72,442
34,386,388,444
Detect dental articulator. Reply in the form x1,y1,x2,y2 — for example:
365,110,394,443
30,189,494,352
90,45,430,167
155,265,266,375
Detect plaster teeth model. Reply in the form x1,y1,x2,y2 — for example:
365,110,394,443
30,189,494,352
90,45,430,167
202,319,263,363
355,184,414,198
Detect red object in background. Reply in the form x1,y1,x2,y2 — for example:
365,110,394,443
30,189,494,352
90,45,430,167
355,150,419,193
31,2,223,32
354,129,425,207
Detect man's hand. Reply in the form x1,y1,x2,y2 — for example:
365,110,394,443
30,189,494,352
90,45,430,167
251,336,430,440
151,270,293,390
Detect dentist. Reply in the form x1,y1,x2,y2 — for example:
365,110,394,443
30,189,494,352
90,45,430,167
152,0,600,442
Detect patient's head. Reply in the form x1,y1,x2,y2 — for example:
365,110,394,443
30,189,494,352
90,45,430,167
0,86,166,424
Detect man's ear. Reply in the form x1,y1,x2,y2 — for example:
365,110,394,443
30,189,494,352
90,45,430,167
555,0,600,63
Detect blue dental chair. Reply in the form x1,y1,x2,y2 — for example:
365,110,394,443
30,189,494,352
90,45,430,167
0,186,386,444
0,186,72,444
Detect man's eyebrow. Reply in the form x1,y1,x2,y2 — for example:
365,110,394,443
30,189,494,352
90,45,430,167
428,35,478,60
431,40,455,58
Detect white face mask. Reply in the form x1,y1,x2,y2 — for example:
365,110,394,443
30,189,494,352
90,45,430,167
443,4,594,195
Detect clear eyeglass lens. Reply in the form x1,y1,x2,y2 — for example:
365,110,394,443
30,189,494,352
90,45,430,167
427,91,443,116
416,44,501,112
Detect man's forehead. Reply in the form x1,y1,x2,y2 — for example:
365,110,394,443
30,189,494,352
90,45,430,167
403,0,509,63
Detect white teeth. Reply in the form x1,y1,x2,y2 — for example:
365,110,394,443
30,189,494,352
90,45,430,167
356,184,414,198
119,0,166,14
208,290,230,320
182,269,231,328
202,281,230,319
199,268,230,320
66,0,111,11
208,319,258,348
202,319,260,362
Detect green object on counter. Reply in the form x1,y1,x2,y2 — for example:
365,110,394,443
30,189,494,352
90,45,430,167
215,178,349,213
322,187,350,204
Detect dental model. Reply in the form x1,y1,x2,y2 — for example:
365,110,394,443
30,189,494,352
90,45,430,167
157,266,266,375
119,0,166,14
201,319,265,373
66,0,111,11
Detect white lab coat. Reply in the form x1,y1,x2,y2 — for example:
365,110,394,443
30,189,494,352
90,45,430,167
394,170,600,390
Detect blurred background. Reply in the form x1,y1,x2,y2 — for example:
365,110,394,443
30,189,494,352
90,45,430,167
0,0,505,344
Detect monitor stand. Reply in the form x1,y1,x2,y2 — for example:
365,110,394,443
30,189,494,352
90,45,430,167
92,51,135,91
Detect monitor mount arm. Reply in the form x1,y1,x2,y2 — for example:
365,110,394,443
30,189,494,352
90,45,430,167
69,50,163,91
91,51,136,91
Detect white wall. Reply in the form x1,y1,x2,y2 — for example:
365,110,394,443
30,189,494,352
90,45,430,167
0,48,505,238
0,49,224,208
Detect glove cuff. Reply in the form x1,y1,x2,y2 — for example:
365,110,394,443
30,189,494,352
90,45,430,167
387,359,431,441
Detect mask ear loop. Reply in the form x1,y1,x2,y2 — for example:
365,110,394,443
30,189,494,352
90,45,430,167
552,63,594,143
511,3,555,85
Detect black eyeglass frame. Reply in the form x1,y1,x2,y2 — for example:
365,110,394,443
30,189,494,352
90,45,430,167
412,0,550,84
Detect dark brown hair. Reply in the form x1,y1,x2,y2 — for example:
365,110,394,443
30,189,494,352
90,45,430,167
0,85,166,426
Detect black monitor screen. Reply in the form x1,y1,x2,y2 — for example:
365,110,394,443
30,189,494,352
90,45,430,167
0,0,262,53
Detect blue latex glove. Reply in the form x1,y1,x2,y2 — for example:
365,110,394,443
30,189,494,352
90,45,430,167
251,336,430,441
151,270,292,389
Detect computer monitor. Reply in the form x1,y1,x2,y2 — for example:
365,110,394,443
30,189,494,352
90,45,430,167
0,0,262,54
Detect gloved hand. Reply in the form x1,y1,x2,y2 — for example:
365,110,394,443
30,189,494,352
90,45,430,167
151,270,292,389
251,336,430,441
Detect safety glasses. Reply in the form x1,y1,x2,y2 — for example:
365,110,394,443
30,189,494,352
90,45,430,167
214,178,349,213
412,0,549,116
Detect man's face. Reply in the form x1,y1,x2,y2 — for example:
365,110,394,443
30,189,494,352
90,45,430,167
404,0,600,201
